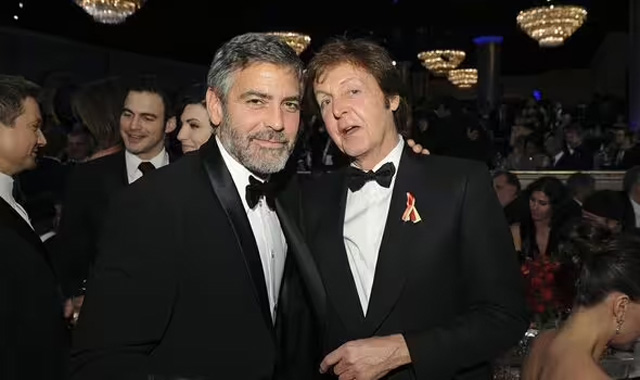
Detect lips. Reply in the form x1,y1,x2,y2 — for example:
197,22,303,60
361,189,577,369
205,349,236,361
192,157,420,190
340,125,360,136
253,138,287,149
127,134,146,142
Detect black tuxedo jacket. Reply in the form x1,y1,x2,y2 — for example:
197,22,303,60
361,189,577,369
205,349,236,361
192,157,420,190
0,198,69,379
70,139,324,380
56,150,176,296
301,147,528,380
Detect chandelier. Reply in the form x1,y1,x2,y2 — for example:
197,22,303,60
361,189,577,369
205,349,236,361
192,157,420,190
266,32,311,55
516,4,587,47
417,50,466,76
447,69,478,89
75,0,146,24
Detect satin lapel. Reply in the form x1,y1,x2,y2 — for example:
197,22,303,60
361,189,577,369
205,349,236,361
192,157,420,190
364,147,419,334
199,140,273,330
314,170,366,333
0,198,49,263
275,199,327,324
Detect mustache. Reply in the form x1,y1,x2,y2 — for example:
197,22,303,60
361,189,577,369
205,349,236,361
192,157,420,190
249,129,289,144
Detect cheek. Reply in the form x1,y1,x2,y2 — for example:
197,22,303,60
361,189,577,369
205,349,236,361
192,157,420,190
194,128,212,143
283,113,300,137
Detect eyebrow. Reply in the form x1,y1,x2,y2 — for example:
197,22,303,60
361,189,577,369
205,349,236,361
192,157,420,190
185,118,200,123
123,107,158,119
240,90,300,103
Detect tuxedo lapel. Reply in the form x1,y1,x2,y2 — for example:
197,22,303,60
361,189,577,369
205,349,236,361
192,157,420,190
199,140,273,330
0,198,49,262
314,171,367,334
275,199,326,324
364,148,422,334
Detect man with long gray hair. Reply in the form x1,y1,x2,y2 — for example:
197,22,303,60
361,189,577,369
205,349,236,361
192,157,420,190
71,33,323,380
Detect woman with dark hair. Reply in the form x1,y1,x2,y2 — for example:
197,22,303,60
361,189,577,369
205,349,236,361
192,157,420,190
522,228,640,379
511,176,578,260
175,83,214,153
511,177,581,324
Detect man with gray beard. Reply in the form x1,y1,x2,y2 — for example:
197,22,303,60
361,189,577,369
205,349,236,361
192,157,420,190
70,33,324,380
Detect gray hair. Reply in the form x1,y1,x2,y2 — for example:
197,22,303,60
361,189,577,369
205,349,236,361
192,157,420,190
0,75,40,127
206,33,304,102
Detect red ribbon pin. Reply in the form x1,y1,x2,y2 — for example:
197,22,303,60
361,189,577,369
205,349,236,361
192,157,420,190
401,192,422,223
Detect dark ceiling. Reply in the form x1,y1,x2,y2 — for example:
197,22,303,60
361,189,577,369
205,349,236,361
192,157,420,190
1,0,629,75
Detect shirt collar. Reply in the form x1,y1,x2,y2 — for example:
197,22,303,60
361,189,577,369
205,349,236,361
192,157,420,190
125,148,169,182
0,171,14,204
215,136,262,211
350,134,404,173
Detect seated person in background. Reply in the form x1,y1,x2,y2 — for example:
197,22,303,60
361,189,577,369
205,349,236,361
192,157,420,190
582,190,626,234
522,226,640,380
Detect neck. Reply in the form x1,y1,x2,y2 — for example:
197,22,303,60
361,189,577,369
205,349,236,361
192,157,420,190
559,307,612,360
0,161,16,177
534,219,551,230
354,132,399,172
89,145,122,161
135,144,164,161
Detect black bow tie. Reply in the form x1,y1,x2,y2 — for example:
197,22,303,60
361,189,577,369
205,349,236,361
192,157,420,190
346,162,396,192
245,176,277,209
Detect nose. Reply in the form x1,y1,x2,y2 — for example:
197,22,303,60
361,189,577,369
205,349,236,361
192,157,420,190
37,129,47,147
128,115,142,131
267,105,285,132
331,98,347,119
177,124,189,142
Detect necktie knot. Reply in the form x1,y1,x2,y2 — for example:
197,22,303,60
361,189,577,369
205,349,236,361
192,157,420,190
245,176,277,209
346,162,396,192
138,161,156,175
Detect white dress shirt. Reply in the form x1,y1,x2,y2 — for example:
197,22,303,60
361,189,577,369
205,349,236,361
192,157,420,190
124,148,170,184
630,197,640,228
344,136,404,315
216,137,287,322
0,171,33,229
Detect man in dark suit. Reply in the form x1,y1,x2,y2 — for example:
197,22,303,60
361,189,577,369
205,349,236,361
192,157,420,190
56,75,177,298
0,75,69,379
70,33,324,380
303,39,528,380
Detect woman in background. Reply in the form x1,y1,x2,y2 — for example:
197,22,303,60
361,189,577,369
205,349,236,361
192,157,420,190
522,226,640,380
175,83,214,153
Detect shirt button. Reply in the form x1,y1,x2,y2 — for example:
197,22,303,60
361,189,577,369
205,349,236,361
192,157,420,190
270,250,275,259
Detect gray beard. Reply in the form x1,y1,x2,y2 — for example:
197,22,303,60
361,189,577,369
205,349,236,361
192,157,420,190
217,113,294,177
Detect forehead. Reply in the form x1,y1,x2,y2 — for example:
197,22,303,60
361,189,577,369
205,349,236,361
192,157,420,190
230,62,300,97
315,63,374,89
181,103,207,118
17,97,41,122
124,91,165,113
494,175,508,185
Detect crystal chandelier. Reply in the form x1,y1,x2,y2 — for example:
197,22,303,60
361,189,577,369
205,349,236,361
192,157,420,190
74,0,146,24
266,32,311,55
447,69,478,89
417,50,466,76
516,4,587,47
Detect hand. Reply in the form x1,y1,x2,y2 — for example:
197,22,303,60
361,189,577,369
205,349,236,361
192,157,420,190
466,128,479,141
63,298,73,319
319,334,411,380
69,295,85,326
406,139,430,155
